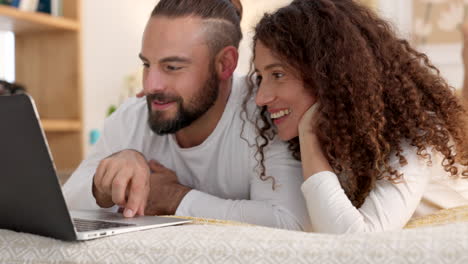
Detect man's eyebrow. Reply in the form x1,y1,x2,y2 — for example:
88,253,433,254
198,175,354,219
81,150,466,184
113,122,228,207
138,54,192,64
139,53,148,61
160,56,192,64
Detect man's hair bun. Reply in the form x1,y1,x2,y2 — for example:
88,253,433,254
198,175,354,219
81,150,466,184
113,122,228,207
229,0,243,20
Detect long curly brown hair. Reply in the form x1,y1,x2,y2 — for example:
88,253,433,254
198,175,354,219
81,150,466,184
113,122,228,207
243,0,468,207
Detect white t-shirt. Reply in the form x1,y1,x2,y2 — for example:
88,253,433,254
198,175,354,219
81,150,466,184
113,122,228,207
301,141,468,233
63,76,311,231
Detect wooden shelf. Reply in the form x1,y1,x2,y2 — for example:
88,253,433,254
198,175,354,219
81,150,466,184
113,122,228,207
41,119,82,132
0,5,79,33
3,0,83,172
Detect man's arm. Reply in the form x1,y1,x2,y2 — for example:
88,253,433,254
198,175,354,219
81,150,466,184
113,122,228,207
65,143,151,217
62,136,113,211
144,160,192,216
63,98,148,213
92,149,151,217
146,139,311,231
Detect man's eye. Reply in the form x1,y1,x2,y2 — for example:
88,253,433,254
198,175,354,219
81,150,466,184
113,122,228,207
142,63,150,68
256,75,263,86
166,65,182,71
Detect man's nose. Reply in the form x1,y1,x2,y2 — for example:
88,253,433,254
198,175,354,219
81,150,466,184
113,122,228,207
144,67,166,94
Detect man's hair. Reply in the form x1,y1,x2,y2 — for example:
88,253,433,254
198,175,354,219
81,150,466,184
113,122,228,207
151,0,243,57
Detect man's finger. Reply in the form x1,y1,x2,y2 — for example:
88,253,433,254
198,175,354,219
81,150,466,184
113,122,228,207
136,90,145,98
94,160,108,192
138,200,146,216
124,177,149,218
101,165,119,195
111,169,133,207
148,160,165,172
136,181,148,216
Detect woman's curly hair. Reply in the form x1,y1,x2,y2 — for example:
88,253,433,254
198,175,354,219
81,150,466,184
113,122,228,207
243,0,468,207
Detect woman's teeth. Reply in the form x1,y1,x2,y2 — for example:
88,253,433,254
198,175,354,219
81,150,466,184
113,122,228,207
271,109,291,119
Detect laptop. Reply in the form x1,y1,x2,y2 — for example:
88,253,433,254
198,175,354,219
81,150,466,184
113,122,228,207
0,94,191,241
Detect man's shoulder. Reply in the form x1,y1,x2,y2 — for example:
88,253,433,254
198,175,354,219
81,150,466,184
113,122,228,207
116,97,147,113
227,74,266,146
100,97,165,152
102,97,149,134
230,74,258,115
230,74,249,105
108,97,147,121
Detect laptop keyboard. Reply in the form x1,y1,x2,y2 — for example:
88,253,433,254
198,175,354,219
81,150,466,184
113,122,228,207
73,218,136,232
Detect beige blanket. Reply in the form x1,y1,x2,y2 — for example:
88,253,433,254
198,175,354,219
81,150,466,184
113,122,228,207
1,206,468,264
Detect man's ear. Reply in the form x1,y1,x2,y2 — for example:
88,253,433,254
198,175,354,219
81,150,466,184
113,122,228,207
215,46,238,81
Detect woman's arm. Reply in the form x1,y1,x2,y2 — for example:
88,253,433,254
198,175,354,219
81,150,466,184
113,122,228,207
301,143,431,233
298,105,431,233
297,104,333,179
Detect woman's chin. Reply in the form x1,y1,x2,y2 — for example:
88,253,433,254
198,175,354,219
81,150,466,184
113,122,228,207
277,130,297,142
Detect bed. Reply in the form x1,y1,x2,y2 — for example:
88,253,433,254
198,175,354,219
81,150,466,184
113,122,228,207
1,205,468,263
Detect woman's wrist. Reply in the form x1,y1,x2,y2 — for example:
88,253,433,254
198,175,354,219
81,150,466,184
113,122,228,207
298,131,333,180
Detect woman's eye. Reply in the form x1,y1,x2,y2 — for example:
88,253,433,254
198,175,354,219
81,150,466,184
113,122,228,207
272,72,284,79
142,63,150,68
256,75,263,86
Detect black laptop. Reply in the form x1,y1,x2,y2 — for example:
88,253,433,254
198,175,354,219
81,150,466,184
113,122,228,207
0,94,190,241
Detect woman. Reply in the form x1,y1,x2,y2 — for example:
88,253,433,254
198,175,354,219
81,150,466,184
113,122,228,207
245,0,468,233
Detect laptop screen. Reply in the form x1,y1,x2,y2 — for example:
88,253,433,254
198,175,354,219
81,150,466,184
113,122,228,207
0,94,76,240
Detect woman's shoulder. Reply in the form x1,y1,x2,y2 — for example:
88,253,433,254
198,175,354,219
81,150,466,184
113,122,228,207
388,140,449,178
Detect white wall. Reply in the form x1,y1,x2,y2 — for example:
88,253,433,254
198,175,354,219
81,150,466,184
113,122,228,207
237,0,292,74
0,31,15,82
376,0,464,90
82,0,159,153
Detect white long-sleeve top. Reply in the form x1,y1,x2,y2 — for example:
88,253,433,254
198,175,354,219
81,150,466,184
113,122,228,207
301,141,468,233
63,76,311,231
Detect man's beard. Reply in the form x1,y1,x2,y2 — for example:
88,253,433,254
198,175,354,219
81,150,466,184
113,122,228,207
146,69,220,135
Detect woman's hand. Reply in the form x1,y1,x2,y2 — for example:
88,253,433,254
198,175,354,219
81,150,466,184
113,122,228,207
298,103,319,136
297,103,333,179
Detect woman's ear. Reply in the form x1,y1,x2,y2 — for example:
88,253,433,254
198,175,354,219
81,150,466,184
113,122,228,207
215,46,239,81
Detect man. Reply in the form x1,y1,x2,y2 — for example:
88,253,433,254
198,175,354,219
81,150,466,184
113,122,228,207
63,0,310,231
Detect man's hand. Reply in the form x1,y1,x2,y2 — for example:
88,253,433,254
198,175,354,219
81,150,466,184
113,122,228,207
92,149,150,218
136,90,145,98
145,160,191,216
